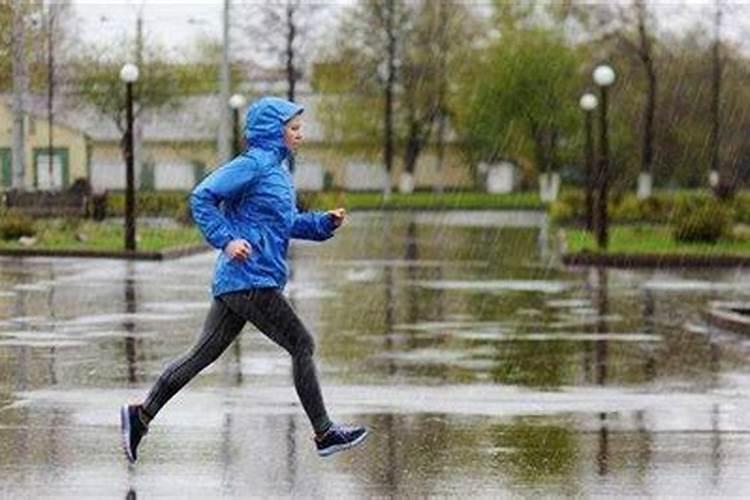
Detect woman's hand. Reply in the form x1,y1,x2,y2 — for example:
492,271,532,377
225,239,252,261
327,208,347,227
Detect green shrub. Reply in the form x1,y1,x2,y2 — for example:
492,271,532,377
107,191,190,218
57,217,83,232
672,198,733,243
0,210,36,240
733,193,750,224
174,203,194,226
639,194,668,223
610,194,642,223
548,191,585,224
548,199,575,224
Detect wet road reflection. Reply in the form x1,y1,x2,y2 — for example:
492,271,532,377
124,262,138,384
1,211,750,497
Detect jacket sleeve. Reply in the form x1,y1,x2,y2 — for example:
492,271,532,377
190,159,258,250
290,208,336,241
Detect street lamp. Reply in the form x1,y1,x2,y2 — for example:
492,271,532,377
592,64,616,250
579,93,598,232
228,94,246,157
120,63,139,252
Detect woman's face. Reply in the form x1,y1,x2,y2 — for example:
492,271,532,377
284,115,304,150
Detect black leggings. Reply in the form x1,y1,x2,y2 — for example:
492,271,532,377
142,288,332,434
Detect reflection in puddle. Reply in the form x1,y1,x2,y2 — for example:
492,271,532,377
413,279,569,293
61,312,192,325
546,299,592,308
643,279,750,293
0,339,87,348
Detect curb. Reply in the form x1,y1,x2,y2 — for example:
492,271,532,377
704,301,750,335
0,244,211,261
562,252,750,268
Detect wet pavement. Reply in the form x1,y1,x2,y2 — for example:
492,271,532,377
2,210,750,498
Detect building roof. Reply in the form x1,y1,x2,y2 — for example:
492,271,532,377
1,91,329,144
2,89,455,145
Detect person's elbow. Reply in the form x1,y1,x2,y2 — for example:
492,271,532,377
188,192,203,219
190,187,216,213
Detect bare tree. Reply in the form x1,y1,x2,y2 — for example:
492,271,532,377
10,2,28,189
283,0,298,102
236,1,323,174
631,1,657,198
401,1,474,189
433,0,448,193
313,0,408,194
1,2,77,190
711,1,722,192
218,0,231,163
73,39,181,181
710,0,749,197
237,1,323,101
382,0,397,195
316,0,477,193
710,0,733,198
613,1,658,198
569,1,659,198
41,1,74,189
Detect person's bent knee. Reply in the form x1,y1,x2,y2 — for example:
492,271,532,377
294,333,315,358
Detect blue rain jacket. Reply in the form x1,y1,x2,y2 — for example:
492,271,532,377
191,97,337,297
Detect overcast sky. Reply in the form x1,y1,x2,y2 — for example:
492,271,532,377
72,0,355,61
71,0,750,61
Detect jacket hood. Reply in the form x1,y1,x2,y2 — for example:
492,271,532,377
244,96,304,157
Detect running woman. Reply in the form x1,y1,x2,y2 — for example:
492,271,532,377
120,96,367,463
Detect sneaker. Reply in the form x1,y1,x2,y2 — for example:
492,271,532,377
315,423,368,457
120,404,148,463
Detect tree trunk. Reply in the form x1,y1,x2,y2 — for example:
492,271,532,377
218,0,231,162
11,3,27,190
285,0,297,174
383,0,396,196
434,0,447,194
286,0,296,102
47,6,56,189
531,126,549,175
710,1,733,198
637,0,656,180
404,120,422,175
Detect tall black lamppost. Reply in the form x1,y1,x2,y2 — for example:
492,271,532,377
120,63,139,252
229,94,246,157
579,92,598,232
592,64,616,250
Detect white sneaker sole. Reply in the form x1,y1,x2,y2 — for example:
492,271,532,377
317,430,368,457
120,405,136,464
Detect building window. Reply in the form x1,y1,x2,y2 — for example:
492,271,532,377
34,148,69,190
0,148,11,187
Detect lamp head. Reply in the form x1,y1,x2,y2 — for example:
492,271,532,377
579,93,598,111
229,94,246,109
120,63,139,83
593,65,615,87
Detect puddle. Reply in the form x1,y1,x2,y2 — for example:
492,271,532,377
0,339,87,348
1,211,749,497
546,299,592,308
142,301,209,312
62,312,193,326
642,279,750,293
413,280,569,294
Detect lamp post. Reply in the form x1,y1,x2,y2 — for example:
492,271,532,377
120,63,139,252
228,94,246,157
592,64,616,250
579,93,598,232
